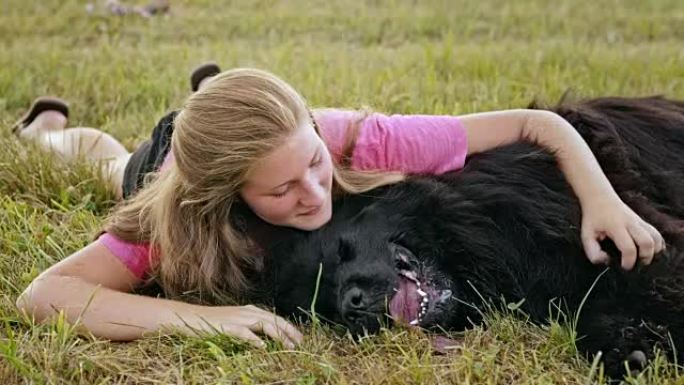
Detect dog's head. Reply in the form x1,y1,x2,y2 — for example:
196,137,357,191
333,230,456,335
266,182,459,335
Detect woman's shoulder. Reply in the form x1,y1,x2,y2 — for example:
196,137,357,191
313,108,367,163
312,108,367,127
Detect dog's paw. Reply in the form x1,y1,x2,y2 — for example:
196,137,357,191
602,348,649,379
601,322,671,379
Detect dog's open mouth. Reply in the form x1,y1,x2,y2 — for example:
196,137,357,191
389,269,448,325
386,243,452,326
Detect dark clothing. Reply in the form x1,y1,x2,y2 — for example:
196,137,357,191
121,111,178,199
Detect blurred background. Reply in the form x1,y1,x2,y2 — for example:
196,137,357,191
2,0,683,149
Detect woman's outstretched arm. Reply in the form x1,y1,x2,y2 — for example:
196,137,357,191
16,241,302,347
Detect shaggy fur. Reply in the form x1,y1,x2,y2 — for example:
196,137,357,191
235,96,684,378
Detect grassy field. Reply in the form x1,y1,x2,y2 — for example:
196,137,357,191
2,0,684,383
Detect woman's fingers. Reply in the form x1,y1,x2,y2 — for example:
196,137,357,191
182,305,303,349
270,317,302,345
629,222,656,265
610,227,638,270
264,314,303,345
581,230,609,265
645,222,666,254
229,325,267,349
242,305,303,347
181,315,267,349
251,320,296,349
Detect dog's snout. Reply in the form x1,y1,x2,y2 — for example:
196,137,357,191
340,285,387,334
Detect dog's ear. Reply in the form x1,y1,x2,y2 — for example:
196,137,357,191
338,236,356,263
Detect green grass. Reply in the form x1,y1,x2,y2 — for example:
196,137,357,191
2,0,684,383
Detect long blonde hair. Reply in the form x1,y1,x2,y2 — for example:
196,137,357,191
102,68,405,303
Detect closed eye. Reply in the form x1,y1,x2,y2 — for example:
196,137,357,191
271,186,290,198
270,152,321,198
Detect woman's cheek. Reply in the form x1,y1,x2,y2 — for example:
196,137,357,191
252,197,292,225
273,197,298,223
320,160,334,190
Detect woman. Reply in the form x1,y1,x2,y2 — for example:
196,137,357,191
14,65,665,349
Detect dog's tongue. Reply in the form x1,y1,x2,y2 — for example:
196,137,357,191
389,275,420,323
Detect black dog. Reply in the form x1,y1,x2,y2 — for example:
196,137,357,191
237,96,684,378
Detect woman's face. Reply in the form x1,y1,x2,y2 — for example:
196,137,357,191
240,119,334,231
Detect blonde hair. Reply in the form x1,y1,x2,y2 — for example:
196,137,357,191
101,68,405,303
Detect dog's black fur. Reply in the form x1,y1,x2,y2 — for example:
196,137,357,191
235,96,684,378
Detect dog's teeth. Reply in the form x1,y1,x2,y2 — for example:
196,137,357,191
409,319,419,325
422,297,429,304
400,270,416,280
416,281,421,288
439,290,452,301
417,289,427,297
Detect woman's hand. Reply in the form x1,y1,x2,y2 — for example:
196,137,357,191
174,304,303,349
581,195,666,270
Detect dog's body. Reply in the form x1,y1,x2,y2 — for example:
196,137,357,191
237,96,684,377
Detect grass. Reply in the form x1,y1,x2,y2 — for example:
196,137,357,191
1,0,684,383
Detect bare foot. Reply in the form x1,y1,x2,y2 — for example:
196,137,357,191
19,110,68,140
197,75,218,91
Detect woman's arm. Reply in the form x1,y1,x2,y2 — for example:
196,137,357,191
458,109,665,269
16,241,302,347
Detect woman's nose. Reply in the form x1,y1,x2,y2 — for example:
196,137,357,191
299,173,326,206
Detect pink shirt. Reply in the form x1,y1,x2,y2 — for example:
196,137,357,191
98,109,468,279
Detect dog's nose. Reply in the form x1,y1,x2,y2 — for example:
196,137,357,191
343,287,366,311
342,287,369,324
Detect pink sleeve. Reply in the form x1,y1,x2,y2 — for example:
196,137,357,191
351,113,468,174
314,109,362,164
97,233,156,279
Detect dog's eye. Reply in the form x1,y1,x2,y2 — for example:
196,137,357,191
338,237,356,263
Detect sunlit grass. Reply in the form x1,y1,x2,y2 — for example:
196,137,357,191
1,0,683,383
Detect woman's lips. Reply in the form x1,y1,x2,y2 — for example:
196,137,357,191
300,206,321,216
